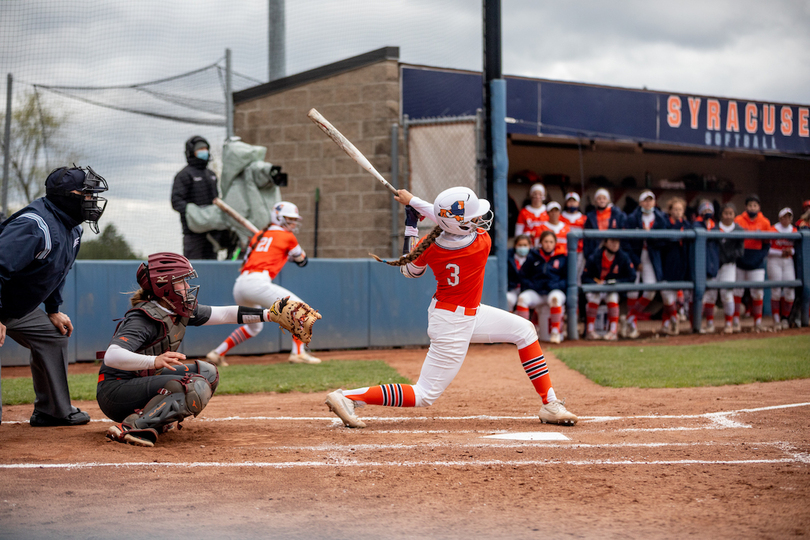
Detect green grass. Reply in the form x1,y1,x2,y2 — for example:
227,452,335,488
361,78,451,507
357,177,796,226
553,335,810,388
1,359,411,406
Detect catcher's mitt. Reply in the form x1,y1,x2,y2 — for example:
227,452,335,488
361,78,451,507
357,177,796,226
266,296,322,344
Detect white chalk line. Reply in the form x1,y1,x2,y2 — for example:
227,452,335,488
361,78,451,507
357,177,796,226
0,457,800,471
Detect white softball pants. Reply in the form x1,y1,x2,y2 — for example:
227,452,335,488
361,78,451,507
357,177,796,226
767,256,796,302
233,271,302,335
703,263,736,308
507,288,520,312
413,299,538,407
733,268,765,301
585,292,619,305
516,289,566,310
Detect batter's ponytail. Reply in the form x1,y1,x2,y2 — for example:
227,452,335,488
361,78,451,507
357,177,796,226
370,225,443,266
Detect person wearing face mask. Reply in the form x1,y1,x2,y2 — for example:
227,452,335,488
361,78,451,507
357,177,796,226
621,190,668,339
516,231,568,343
171,136,221,259
0,165,108,426
583,188,626,261
733,194,772,332
581,237,636,340
507,235,539,313
515,183,548,237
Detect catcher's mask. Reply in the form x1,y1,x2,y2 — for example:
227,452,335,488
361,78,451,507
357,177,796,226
433,186,492,236
136,252,199,317
45,165,109,233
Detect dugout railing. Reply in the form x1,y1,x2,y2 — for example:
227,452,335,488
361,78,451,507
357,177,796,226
564,228,810,340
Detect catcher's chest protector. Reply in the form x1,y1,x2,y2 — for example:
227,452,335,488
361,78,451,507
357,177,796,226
127,302,190,376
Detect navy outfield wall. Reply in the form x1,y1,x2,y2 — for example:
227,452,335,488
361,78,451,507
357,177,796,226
0,258,500,366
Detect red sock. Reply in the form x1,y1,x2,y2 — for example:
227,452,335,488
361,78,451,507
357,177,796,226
586,302,598,330
771,299,780,320
292,336,306,355
662,304,676,326
516,305,531,320
630,296,651,320
345,384,416,407
781,299,794,319
734,296,742,318
607,302,619,333
627,297,637,312
703,303,714,322
550,305,563,332
752,299,763,324
519,341,552,404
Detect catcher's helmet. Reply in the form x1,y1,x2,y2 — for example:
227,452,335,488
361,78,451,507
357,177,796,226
433,187,492,236
270,201,301,232
136,252,199,317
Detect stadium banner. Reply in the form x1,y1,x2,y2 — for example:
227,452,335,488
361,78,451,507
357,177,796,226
401,66,810,156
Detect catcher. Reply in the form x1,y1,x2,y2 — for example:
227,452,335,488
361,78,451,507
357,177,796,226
97,252,320,447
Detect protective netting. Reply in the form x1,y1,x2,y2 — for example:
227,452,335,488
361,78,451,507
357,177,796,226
0,0,481,258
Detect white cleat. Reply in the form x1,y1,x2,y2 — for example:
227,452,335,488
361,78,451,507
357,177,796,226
539,399,578,426
602,331,618,341
782,319,790,330
723,323,734,334
549,330,562,344
325,390,366,428
289,351,321,364
205,350,228,367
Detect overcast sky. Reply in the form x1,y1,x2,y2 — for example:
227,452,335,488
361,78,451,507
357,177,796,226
2,0,809,256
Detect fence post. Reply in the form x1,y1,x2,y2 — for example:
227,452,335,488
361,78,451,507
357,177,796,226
566,229,581,340
692,227,707,332
800,230,810,328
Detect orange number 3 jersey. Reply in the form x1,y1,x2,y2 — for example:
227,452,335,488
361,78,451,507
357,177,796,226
412,231,491,309
242,226,302,278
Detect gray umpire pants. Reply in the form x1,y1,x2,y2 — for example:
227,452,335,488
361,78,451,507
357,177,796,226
1,308,76,421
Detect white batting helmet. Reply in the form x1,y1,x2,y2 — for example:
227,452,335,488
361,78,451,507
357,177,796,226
271,201,301,232
433,187,492,236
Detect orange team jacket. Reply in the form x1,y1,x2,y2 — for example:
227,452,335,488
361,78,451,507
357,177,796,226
412,231,491,309
516,206,548,235
242,226,301,278
561,211,587,252
769,223,797,256
734,212,772,250
535,221,571,256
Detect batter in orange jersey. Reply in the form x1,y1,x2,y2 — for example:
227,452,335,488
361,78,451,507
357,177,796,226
206,201,320,366
324,186,579,429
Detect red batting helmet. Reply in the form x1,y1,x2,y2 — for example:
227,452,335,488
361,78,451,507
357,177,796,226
136,252,199,317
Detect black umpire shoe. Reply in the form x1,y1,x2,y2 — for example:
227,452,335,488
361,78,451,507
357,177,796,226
29,409,91,427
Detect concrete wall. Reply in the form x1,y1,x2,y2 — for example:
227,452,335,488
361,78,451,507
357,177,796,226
234,59,402,259
0,258,500,367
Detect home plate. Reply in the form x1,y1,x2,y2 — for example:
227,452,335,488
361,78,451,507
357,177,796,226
483,432,570,441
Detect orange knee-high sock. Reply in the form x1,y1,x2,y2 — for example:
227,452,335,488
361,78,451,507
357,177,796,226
344,384,416,407
516,305,531,320
781,298,794,319
703,303,714,322
216,325,255,355
771,299,781,323
734,296,742,318
752,299,763,324
586,302,598,332
519,341,554,404
292,336,306,355
549,305,563,332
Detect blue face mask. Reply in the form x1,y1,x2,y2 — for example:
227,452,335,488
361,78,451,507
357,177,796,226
515,246,530,257
195,150,209,161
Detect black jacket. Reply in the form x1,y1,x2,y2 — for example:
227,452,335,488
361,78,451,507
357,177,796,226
583,206,627,260
582,247,636,285
624,207,668,281
507,248,541,291
171,162,219,234
522,250,568,295
0,198,82,320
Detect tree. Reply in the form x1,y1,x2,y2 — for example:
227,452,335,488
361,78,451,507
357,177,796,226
77,223,140,260
0,89,78,207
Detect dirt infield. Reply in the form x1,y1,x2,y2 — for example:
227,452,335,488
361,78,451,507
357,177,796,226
1,330,809,539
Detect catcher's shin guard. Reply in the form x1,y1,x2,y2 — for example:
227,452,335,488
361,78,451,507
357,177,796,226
108,374,215,446
196,359,220,392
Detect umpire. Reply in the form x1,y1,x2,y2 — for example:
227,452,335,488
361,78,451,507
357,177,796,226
0,165,108,426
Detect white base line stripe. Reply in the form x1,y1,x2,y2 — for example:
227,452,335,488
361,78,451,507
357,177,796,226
0,458,799,470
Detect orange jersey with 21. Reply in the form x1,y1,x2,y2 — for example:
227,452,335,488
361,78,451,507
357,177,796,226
242,227,301,278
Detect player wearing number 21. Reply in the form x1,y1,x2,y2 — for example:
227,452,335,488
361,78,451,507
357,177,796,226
207,202,320,366
325,187,578,428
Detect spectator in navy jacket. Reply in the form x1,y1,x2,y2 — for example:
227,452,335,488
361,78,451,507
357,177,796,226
622,190,668,339
507,235,538,312
0,166,108,426
660,197,691,335
583,188,627,261
582,237,636,340
516,231,568,343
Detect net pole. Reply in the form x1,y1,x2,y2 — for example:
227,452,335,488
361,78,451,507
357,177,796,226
225,49,233,139
2,73,11,217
